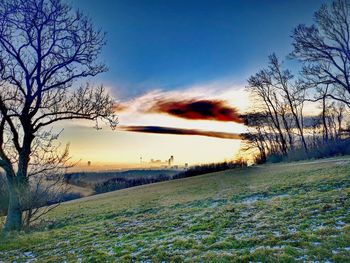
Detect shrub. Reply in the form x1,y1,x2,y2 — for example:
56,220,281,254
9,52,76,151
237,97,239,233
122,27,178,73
174,161,247,180
0,174,79,219
94,174,172,194
264,138,350,163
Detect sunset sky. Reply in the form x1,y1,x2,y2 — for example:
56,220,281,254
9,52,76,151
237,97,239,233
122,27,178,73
60,0,326,169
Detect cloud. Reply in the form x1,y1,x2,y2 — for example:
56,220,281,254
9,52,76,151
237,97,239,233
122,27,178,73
147,99,243,123
112,103,128,112
114,88,245,124
111,85,248,137
120,125,241,140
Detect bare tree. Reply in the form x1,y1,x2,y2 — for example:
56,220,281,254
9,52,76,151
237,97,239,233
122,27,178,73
301,81,348,143
268,54,308,154
241,112,270,163
247,68,288,155
0,0,117,232
247,55,309,156
291,0,350,106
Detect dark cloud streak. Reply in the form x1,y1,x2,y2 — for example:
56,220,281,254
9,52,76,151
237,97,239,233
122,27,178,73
121,126,241,140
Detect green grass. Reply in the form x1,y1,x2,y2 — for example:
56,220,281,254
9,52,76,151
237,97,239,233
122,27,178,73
1,157,350,262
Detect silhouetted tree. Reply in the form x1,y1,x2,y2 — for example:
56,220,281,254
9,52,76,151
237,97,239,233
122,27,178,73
247,54,308,156
291,0,350,106
240,113,270,163
0,0,117,232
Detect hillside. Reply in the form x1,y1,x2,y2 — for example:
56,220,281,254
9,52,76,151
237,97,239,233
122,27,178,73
64,169,180,197
1,157,350,262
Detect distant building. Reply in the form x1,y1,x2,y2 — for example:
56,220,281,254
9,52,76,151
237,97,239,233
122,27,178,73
168,155,174,166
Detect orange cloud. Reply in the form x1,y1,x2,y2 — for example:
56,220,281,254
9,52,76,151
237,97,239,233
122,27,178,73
147,99,243,123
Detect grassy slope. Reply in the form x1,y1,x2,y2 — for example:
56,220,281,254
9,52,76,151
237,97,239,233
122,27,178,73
1,158,350,262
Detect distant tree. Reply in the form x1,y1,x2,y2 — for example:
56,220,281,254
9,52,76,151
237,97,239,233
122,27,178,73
247,64,288,155
240,112,270,163
291,0,350,106
0,0,117,232
268,54,308,153
247,54,308,155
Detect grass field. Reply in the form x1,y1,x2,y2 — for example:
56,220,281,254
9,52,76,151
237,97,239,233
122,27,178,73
1,157,350,262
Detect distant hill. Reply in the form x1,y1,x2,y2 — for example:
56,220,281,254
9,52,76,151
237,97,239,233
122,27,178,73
65,169,180,187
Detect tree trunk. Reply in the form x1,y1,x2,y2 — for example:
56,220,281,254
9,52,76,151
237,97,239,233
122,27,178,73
322,95,329,142
4,182,22,232
3,133,32,232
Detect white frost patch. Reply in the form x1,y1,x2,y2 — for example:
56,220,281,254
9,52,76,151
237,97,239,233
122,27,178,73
209,202,219,208
23,251,36,263
107,248,115,256
334,220,346,230
336,220,346,226
272,194,290,199
241,195,267,204
249,245,286,253
240,193,289,205
272,231,281,237
335,160,350,166
296,255,308,261
24,252,35,258
287,227,297,234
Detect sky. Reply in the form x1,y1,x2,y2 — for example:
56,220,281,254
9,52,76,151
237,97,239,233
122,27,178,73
61,0,327,170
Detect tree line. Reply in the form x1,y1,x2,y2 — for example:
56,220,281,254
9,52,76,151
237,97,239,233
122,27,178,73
241,0,350,164
93,161,247,194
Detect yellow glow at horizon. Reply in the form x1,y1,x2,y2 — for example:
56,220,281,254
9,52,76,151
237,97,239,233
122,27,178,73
60,126,243,168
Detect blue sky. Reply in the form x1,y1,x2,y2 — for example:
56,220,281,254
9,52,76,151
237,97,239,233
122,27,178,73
72,0,326,100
